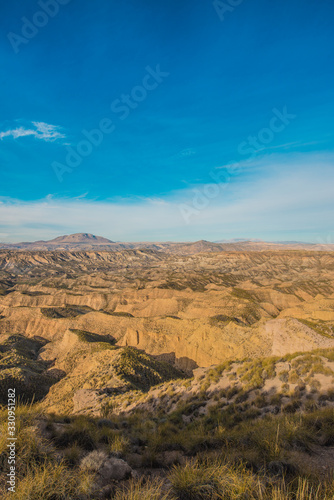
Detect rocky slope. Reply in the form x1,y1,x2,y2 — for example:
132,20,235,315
1,345,334,499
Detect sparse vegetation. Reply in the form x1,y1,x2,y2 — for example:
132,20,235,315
298,318,334,339
103,311,134,317
231,287,255,301
0,335,57,404
41,305,93,318
1,402,334,499
113,347,185,391
2,462,94,500
70,328,116,345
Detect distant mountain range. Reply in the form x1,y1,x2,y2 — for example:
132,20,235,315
0,233,333,253
44,233,114,245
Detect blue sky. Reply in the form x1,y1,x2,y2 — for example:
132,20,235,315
0,0,333,242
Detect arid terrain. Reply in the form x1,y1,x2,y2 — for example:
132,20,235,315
0,235,334,498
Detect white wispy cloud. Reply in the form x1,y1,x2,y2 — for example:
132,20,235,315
0,121,65,141
0,152,333,243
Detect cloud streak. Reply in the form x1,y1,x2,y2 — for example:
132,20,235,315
0,153,333,244
0,121,65,141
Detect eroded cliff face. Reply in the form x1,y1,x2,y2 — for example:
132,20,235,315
1,249,334,370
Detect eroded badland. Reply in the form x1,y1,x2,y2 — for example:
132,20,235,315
1,243,334,498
